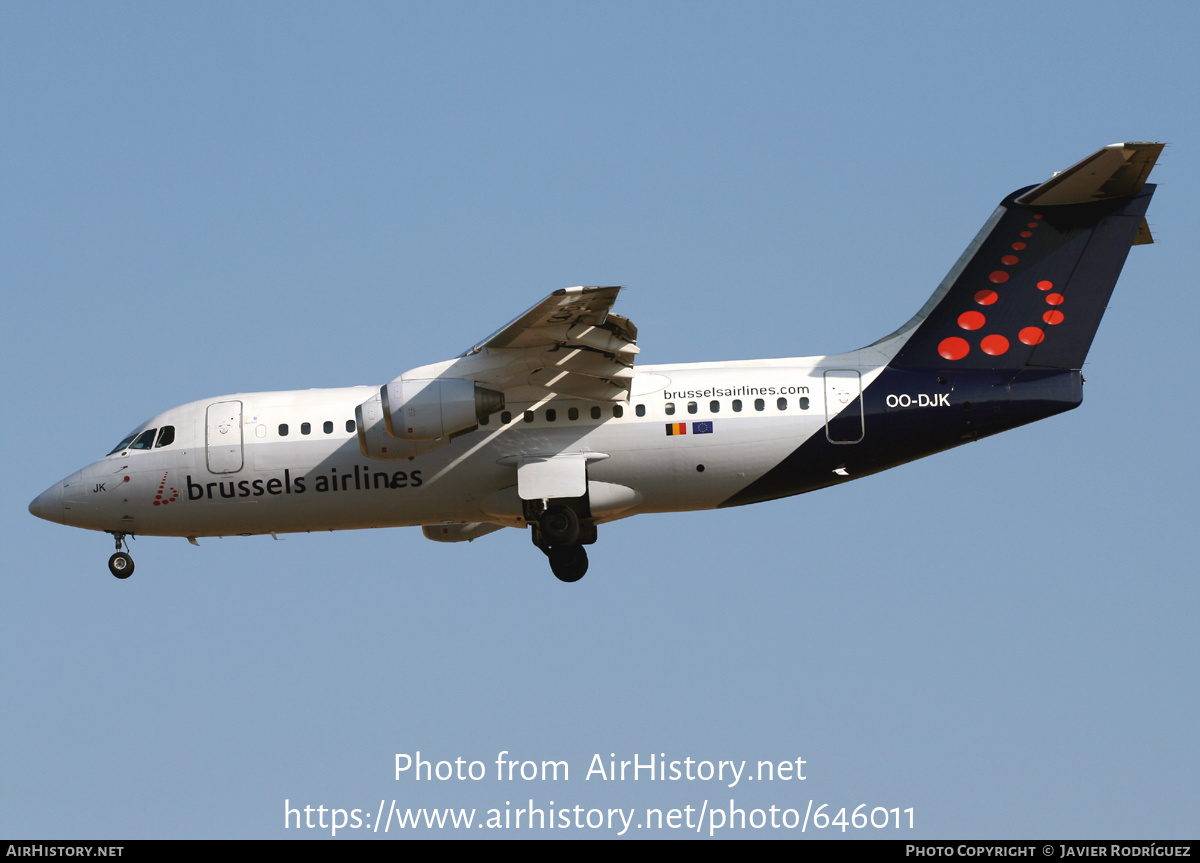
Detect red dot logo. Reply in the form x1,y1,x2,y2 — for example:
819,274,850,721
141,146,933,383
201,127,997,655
1020,231,1033,238
1000,255,1019,266
153,472,180,506
1011,242,1027,250
958,311,986,330
1037,280,1054,291
1019,327,1046,345
1027,222,1039,228
938,337,970,361
974,289,999,306
1046,293,1065,306
980,334,1010,356
1043,310,1064,325
988,271,1010,284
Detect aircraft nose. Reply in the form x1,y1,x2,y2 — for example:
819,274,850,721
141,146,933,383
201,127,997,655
29,482,64,524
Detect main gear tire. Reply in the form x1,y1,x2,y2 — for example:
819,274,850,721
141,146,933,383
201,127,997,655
548,544,588,583
539,505,580,546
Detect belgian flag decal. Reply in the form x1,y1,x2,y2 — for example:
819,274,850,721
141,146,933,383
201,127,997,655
665,423,687,436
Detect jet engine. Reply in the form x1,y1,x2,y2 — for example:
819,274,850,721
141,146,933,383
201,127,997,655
381,379,504,441
355,394,443,460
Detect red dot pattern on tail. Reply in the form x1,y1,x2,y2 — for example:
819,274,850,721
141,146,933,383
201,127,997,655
937,214,1069,362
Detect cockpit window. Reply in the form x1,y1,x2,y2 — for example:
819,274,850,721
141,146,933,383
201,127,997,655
129,429,157,450
107,432,139,455
154,426,175,448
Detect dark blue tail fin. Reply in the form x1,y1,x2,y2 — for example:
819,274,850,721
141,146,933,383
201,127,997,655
889,143,1161,372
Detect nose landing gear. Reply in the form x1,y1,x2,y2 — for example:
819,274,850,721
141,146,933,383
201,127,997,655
106,532,134,579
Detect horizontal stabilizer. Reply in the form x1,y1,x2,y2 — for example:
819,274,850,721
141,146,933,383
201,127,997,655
1015,142,1163,207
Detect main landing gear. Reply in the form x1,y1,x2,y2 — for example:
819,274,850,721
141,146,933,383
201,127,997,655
106,532,134,579
547,543,588,583
530,502,595,583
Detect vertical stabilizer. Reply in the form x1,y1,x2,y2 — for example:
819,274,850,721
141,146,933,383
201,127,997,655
889,143,1160,372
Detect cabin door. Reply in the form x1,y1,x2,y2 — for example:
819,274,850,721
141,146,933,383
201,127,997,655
824,370,864,444
206,400,244,474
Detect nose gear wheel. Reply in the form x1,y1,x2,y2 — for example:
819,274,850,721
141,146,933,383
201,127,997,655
105,532,135,579
108,552,134,579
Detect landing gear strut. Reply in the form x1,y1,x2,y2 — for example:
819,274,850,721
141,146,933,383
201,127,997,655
106,532,134,579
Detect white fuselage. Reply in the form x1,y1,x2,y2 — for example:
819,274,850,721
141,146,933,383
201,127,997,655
46,355,886,540
28,144,1162,582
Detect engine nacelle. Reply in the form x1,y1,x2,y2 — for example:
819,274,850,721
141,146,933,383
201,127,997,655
381,379,504,441
356,394,446,460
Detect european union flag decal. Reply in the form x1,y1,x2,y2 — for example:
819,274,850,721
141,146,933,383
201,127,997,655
692,421,713,434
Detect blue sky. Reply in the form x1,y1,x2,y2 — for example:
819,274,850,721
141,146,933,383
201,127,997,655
3,1,1197,838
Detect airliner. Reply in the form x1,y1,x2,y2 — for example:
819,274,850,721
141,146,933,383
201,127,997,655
29,143,1161,582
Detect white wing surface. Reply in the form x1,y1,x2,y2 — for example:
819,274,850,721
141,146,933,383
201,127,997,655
447,286,639,402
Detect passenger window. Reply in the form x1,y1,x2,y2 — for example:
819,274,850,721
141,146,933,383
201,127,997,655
323,421,333,434
546,409,557,422
523,411,534,423
130,429,157,450
279,424,289,437
568,407,579,421
636,404,646,417
665,402,675,415
501,411,512,424
755,399,765,411
732,399,742,412
154,426,175,448
613,405,624,418
301,423,311,435
591,406,601,420
346,419,356,432
710,400,720,413
777,397,787,410
687,401,698,414
800,396,810,410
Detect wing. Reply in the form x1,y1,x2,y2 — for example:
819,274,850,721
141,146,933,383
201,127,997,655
454,286,640,402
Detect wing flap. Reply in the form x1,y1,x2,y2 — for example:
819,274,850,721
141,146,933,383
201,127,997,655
455,286,638,401
470,286,624,351
526,370,629,401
